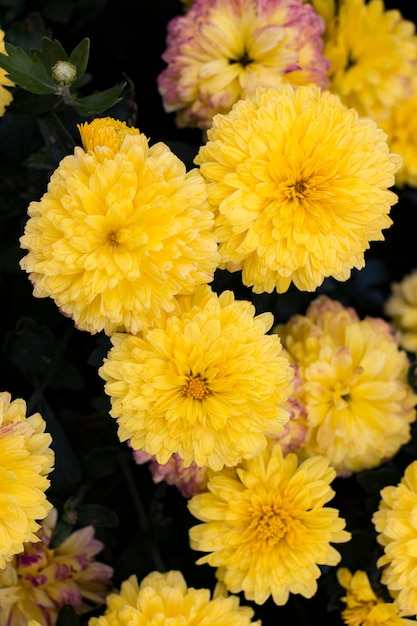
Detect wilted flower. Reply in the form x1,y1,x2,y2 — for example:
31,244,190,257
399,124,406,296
195,84,401,294
0,508,113,626
384,268,417,353
337,568,415,625
157,0,329,129
132,449,208,497
20,117,220,336
372,460,417,616
0,27,13,115
275,296,417,474
0,392,54,570
188,443,350,605
318,0,417,123
88,570,261,626
99,284,293,471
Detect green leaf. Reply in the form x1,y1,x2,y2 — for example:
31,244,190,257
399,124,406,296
56,605,80,626
356,467,401,495
77,503,119,528
33,37,69,74
37,112,76,165
68,38,90,81
71,82,126,116
0,42,58,94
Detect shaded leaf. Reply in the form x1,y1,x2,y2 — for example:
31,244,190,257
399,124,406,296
71,82,126,116
37,112,76,164
0,42,57,93
56,605,80,626
356,467,401,495
77,503,119,528
68,37,90,81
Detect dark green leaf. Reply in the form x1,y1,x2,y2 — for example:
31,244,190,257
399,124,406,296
33,37,68,73
8,89,58,115
77,503,119,528
50,519,75,549
356,467,401,495
71,82,126,116
68,38,90,81
37,112,76,164
56,605,80,626
0,42,57,94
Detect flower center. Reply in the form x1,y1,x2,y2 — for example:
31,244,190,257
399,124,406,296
181,374,210,400
107,231,119,247
249,502,301,548
229,49,253,68
286,179,309,200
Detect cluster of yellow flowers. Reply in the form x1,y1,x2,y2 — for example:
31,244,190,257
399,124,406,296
2,0,417,624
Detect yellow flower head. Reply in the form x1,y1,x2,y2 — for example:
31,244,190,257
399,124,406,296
99,284,293,471
195,84,401,294
0,392,54,570
275,295,417,474
188,443,351,605
372,460,417,617
78,117,140,154
88,570,260,626
20,119,220,335
337,568,415,625
320,0,417,123
384,269,417,353
0,27,13,116
157,0,329,129
0,508,113,626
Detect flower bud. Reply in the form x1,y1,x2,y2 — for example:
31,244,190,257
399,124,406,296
51,60,77,85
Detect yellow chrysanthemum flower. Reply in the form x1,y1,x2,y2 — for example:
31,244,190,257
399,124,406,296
88,570,261,626
195,84,401,294
318,0,417,123
0,392,54,570
0,508,113,626
188,443,350,605
99,284,293,471
380,75,417,189
275,296,417,474
20,118,220,336
372,460,417,616
337,568,415,625
0,27,13,116
157,0,329,129
384,269,417,353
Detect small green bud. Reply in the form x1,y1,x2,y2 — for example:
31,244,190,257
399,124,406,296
51,60,77,85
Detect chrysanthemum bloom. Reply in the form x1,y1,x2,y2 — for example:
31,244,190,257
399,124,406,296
317,0,417,124
88,570,260,626
337,568,415,625
384,269,417,353
275,295,417,474
0,508,114,626
379,74,417,189
99,284,293,471
188,443,350,605
133,449,208,497
372,460,417,616
0,28,13,116
19,118,220,336
157,0,329,129
195,84,401,294
0,392,54,570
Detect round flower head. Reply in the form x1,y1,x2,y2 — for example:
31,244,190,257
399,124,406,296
372,460,417,616
337,568,415,625
0,508,113,626
380,75,417,189
318,0,417,124
0,28,13,116
0,392,54,569
275,296,417,474
99,284,293,471
88,569,260,626
195,84,401,294
384,269,417,353
188,443,351,605
19,117,220,336
157,0,329,129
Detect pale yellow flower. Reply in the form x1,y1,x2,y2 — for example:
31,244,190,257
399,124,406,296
195,84,401,294
0,508,113,626
337,568,415,625
88,570,261,626
157,0,329,129
0,392,54,570
99,284,293,471
275,296,417,474
20,118,220,336
319,0,417,123
0,27,13,116
373,460,417,616
385,269,417,353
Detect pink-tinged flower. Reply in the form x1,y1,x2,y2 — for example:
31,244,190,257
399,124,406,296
0,508,113,626
133,449,208,497
157,0,329,129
